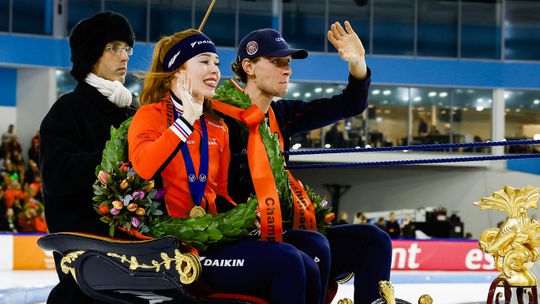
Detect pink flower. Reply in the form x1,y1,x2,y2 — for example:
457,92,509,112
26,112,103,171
110,208,120,216
131,217,140,228
132,190,145,200
127,203,138,212
98,171,111,185
112,200,123,210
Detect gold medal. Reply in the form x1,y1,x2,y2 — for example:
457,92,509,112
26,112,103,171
189,206,206,218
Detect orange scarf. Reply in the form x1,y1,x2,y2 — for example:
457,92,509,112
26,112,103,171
212,98,283,242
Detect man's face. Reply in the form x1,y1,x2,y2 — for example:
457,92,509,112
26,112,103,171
92,41,130,83
248,56,292,98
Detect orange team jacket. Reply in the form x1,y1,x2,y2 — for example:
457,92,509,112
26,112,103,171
128,95,232,218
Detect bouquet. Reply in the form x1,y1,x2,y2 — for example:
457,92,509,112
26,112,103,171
92,118,257,251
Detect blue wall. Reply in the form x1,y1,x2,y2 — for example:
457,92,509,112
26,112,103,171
2,33,540,90
0,68,16,107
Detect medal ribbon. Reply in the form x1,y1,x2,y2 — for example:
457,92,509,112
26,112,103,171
212,97,283,242
173,102,209,210
267,107,317,231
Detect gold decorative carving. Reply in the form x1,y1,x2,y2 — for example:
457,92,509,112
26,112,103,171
379,280,396,304
378,280,433,304
107,249,201,284
417,294,433,304
337,298,353,304
60,250,85,281
474,185,540,286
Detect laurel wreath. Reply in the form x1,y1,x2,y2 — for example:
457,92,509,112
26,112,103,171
213,81,333,233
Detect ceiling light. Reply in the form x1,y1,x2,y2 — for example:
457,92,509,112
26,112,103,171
325,88,334,93
304,92,312,98
324,144,331,148
383,90,391,95
476,106,484,111
428,92,437,97
292,92,300,98
439,92,448,98
292,143,302,150
413,96,422,102
534,99,540,105
314,87,322,93
372,89,380,95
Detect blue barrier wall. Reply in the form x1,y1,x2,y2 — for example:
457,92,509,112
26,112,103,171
2,33,540,89
0,68,16,107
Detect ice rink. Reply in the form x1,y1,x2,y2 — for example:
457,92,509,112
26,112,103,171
0,270,499,304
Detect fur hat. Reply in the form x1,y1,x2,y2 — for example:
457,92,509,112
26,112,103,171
69,11,135,82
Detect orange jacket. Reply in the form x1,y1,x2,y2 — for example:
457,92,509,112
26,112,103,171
128,97,232,218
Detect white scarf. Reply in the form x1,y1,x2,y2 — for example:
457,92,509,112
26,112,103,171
85,73,132,108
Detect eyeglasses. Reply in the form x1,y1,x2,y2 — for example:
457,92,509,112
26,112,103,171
105,44,134,56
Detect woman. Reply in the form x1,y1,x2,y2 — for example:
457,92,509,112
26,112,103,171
128,29,323,304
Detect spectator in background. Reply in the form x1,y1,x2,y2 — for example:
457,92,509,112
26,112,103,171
28,136,40,166
375,216,386,231
401,214,415,239
0,208,20,232
336,211,349,225
385,211,401,239
353,211,367,224
325,124,345,148
1,124,15,147
418,116,428,136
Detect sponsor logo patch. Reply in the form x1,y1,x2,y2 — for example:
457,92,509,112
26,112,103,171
199,257,245,267
246,41,258,56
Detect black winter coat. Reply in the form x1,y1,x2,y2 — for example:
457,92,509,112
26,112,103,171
40,82,134,235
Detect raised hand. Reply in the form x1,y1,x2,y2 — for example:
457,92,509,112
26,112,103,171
173,70,204,125
327,21,368,79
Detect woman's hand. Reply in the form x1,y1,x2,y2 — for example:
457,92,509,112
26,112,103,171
327,21,368,80
173,70,204,125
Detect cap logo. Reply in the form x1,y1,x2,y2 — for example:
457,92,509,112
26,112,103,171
246,41,258,56
275,37,285,42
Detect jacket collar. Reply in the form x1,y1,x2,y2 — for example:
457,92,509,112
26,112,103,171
74,81,119,114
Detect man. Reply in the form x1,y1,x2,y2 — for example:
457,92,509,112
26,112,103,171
386,211,401,238
1,124,14,146
222,22,392,304
39,11,135,303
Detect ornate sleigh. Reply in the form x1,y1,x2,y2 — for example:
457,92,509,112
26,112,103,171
38,232,269,304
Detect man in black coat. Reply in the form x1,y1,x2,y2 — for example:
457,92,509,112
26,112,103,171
39,11,135,303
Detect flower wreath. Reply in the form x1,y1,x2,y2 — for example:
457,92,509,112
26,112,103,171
93,81,333,251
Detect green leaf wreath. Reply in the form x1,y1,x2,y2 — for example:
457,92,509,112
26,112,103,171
93,81,333,252
213,81,334,233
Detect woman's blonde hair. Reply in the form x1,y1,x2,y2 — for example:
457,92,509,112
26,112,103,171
139,29,219,121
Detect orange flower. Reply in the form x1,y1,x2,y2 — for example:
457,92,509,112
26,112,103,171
143,180,155,192
127,203,138,212
98,205,109,214
120,179,129,190
112,200,123,210
324,213,335,224
135,208,145,216
119,162,130,173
